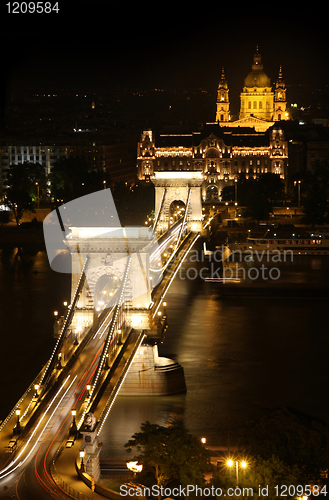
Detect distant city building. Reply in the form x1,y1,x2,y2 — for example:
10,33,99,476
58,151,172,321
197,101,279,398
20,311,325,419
216,47,289,132
135,49,329,198
0,136,136,192
137,124,288,200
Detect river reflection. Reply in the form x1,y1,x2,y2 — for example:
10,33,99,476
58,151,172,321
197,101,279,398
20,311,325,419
0,247,328,459
0,246,71,416
99,255,329,457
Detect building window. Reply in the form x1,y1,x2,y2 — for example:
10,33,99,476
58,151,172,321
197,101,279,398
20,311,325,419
248,101,251,109
259,101,262,109
253,101,257,109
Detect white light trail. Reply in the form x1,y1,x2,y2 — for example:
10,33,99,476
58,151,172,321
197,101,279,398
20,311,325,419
0,375,76,479
152,233,200,318
150,223,182,263
93,306,116,339
96,332,145,436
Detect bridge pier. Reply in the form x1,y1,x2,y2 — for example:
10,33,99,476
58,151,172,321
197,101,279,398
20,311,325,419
63,225,187,398
120,340,186,396
80,413,102,482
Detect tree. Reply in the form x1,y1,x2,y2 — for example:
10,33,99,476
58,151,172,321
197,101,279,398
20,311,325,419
124,421,211,496
301,161,329,226
112,181,155,225
49,157,107,203
5,162,47,225
239,407,329,483
258,173,285,207
212,455,300,500
221,184,235,202
236,173,285,223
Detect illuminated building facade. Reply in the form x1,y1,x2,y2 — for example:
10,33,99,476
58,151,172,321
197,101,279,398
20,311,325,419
239,47,274,122
137,48,289,199
215,68,230,123
217,47,289,132
137,125,288,200
0,137,136,192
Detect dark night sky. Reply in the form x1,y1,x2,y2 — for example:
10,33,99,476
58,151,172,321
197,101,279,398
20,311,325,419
1,3,329,99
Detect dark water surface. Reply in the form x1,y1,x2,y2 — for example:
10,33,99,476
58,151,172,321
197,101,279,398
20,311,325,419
0,246,328,458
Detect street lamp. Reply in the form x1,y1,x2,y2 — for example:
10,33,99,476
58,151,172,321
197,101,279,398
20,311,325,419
35,182,39,210
127,461,143,480
162,301,167,318
294,180,302,209
116,329,123,346
226,459,248,487
34,384,40,399
201,437,207,444
14,408,21,435
80,450,85,471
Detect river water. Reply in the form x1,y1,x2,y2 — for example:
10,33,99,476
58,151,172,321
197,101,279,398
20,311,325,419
0,245,328,459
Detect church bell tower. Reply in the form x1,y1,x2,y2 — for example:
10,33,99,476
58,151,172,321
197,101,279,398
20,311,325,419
274,66,288,121
216,68,230,123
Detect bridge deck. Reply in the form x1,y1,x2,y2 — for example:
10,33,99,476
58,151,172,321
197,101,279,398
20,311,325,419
151,231,200,317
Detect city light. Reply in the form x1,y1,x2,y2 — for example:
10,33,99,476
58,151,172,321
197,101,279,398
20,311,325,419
127,461,143,473
1,41,326,496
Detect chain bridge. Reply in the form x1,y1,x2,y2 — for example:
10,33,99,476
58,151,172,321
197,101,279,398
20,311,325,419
0,171,209,498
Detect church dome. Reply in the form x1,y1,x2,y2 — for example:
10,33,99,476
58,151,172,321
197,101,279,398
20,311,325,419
244,47,271,88
244,70,271,88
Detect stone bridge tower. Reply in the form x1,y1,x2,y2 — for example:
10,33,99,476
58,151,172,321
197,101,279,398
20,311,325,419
152,171,203,235
64,226,158,331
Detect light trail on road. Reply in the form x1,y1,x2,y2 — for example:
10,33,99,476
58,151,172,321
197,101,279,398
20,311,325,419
34,343,104,497
0,375,74,481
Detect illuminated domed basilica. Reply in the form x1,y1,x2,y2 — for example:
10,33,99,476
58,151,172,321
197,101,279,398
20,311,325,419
216,47,288,132
137,48,289,199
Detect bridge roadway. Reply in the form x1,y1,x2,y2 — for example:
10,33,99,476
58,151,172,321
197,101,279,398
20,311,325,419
0,306,110,497
0,222,206,498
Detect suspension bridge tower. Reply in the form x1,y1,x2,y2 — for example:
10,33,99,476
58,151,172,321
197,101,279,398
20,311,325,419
152,171,203,235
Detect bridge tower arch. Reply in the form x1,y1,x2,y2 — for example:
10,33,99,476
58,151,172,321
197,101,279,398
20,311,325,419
65,226,156,331
152,171,203,235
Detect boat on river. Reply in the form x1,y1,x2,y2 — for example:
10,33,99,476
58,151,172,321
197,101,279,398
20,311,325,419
228,225,329,256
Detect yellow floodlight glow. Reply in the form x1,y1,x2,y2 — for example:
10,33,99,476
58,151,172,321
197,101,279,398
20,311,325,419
127,461,143,473
131,314,142,327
